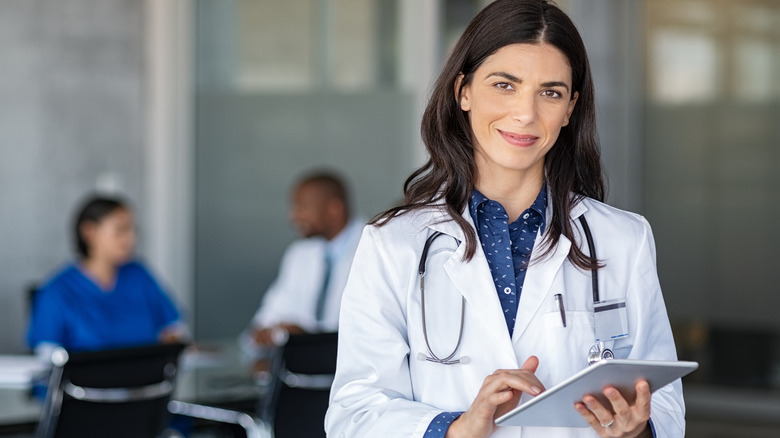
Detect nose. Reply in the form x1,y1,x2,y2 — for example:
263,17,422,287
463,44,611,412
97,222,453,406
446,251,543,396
511,91,538,125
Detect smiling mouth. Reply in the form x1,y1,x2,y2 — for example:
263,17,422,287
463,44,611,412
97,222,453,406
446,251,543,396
498,130,539,147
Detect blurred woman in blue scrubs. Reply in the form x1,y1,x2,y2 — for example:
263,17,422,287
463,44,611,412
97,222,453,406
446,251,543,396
27,195,185,357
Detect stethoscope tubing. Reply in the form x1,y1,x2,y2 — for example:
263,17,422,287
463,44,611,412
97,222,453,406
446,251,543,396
578,215,600,303
418,216,600,365
419,231,467,365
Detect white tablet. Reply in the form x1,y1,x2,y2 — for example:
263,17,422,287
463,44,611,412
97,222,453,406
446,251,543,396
495,359,698,428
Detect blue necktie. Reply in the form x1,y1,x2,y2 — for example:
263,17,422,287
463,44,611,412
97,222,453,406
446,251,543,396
315,252,332,321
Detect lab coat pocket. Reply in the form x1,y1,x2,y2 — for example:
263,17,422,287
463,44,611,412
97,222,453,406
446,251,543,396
540,310,594,379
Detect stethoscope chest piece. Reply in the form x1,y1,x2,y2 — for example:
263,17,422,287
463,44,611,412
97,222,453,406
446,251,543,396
587,342,614,366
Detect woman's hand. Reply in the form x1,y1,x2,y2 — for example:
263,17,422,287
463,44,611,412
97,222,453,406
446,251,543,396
445,356,545,438
574,379,653,438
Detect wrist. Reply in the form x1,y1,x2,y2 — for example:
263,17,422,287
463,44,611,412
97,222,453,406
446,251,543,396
444,415,461,438
634,422,653,438
444,413,492,438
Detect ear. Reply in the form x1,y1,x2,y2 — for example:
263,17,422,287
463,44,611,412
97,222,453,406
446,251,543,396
80,221,97,245
323,198,344,220
454,73,471,112
563,91,579,126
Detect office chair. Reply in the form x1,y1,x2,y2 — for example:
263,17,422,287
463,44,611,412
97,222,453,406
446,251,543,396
258,332,338,438
36,342,263,438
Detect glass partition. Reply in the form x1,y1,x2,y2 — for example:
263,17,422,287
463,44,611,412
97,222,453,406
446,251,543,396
194,0,413,339
644,0,780,391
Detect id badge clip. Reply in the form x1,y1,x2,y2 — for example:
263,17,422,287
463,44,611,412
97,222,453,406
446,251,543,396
588,299,629,365
594,298,629,342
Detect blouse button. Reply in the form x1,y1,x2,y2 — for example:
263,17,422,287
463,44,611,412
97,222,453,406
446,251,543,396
503,287,512,294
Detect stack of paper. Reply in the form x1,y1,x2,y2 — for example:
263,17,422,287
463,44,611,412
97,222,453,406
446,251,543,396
0,355,49,389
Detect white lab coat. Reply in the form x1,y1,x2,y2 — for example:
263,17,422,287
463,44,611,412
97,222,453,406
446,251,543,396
326,197,684,438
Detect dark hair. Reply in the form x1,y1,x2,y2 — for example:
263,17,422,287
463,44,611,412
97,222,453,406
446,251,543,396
296,170,352,216
370,0,604,270
74,195,129,258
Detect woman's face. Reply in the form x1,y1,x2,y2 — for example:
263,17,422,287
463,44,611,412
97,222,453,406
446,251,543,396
82,208,136,265
457,43,578,183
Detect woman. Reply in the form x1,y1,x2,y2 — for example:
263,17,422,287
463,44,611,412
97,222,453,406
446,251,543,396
28,195,184,356
326,1,683,437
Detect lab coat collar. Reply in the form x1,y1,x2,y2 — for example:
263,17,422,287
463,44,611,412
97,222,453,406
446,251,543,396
426,189,588,243
439,209,519,368
426,205,466,241
425,190,590,355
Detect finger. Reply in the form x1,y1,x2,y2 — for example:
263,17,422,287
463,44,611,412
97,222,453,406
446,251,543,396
603,386,631,418
582,395,614,428
634,380,652,419
486,388,517,406
574,402,604,431
486,369,544,395
519,355,539,373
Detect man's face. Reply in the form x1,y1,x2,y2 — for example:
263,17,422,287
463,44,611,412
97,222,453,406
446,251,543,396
290,183,330,238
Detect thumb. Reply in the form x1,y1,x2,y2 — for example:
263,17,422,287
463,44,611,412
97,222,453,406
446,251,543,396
520,355,539,373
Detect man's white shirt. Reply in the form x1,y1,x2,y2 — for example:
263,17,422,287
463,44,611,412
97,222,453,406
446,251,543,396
249,218,364,334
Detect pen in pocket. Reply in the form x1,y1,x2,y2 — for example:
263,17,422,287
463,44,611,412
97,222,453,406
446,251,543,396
554,293,566,327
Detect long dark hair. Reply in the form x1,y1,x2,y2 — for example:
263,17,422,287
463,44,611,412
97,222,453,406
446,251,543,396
371,0,604,270
74,195,128,258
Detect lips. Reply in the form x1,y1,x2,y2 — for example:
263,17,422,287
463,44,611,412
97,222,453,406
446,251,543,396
498,130,539,147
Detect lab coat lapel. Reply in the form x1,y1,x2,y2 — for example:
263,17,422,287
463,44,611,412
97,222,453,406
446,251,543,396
428,209,517,365
512,200,587,343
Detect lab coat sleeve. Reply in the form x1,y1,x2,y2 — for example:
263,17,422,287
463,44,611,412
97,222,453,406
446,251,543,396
625,217,685,438
326,225,443,438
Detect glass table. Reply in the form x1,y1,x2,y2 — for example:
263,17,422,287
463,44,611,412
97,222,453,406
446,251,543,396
0,340,265,435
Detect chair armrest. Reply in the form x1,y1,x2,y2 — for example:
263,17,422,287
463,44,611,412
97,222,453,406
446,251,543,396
167,400,268,438
279,370,334,390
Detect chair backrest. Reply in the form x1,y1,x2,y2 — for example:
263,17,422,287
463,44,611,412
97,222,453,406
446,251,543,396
266,332,338,438
37,342,187,438
25,284,39,348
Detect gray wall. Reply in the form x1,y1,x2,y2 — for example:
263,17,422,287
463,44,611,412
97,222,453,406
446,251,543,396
0,0,146,353
194,92,413,340
564,0,645,212
646,103,780,328
192,0,416,340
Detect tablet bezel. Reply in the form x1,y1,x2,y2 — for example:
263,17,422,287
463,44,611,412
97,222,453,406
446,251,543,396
494,359,698,428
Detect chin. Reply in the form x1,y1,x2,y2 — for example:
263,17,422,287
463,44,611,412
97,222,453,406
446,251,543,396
115,254,134,265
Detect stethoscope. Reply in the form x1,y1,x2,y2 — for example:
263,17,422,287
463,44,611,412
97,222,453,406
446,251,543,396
578,216,615,365
417,215,613,366
417,231,469,365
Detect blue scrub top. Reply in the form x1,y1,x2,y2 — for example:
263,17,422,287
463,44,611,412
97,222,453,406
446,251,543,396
27,261,181,352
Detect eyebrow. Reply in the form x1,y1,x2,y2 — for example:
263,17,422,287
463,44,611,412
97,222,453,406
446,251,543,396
486,72,570,93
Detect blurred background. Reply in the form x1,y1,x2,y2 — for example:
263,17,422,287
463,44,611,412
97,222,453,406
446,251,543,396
0,0,778,436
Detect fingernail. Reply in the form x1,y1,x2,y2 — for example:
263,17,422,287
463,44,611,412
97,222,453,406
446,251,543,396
531,386,542,395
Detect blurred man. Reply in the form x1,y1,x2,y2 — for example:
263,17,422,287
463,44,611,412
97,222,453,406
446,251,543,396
244,171,363,351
